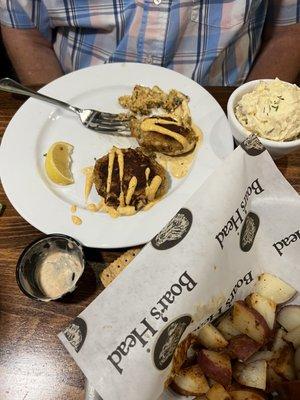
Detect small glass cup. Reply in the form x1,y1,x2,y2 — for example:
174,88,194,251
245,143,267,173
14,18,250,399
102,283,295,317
16,234,85,301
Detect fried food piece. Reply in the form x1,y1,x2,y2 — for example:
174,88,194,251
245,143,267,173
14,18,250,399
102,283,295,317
93,147,168,211
119,85,196,156
232,301,271,344
164,89,188,112
227,335,262,362
119,85,188,115
130,115,197,156
119,85,165,115
171,365,209,396
198,349,232,387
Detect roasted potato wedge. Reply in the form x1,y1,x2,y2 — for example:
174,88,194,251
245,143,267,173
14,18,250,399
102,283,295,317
227,335,262,362
272,328,287,355
217,314,241,340
195,323,228,350
284,325,300,348
277,305,300,331
198,349,232,387
254,273,296,304
269,344,296,381
206,383,230,400
246,293,276,330
247,350,273,364
233,360,267,390
171,364,209,396
232,301,271,344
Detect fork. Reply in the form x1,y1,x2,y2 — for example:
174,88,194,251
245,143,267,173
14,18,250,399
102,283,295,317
0,78,130,135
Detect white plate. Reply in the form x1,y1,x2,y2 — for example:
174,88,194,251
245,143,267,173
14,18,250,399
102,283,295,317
0,63,233,248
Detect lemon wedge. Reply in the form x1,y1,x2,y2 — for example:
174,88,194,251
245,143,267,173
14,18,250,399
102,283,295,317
45,142,74,185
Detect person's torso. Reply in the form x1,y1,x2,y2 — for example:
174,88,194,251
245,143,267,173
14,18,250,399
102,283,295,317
43,0,268,85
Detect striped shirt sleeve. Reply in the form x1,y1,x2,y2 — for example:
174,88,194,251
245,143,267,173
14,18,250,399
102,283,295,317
0,0,51,40
267,0,300,25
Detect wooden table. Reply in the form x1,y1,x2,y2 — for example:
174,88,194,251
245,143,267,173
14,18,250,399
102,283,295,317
1,88,299,400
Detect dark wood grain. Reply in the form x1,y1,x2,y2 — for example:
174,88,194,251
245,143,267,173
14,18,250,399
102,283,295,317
0,88,299,400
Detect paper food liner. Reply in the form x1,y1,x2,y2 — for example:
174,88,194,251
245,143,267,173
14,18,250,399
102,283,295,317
59,135,300,400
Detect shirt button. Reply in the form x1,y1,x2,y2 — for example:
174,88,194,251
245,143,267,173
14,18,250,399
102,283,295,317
153,0,161,4
191,8,199,22
145,55,153,64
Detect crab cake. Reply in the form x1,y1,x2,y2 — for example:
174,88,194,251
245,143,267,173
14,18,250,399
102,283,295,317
130,115,197,156
93,147,168,212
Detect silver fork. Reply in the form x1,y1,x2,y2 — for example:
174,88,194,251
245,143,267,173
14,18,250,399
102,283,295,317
0,78,130,135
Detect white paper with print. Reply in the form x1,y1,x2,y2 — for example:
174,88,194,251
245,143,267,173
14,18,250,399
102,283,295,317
59,136,300,400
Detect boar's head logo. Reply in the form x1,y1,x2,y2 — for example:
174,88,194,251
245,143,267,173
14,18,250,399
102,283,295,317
64,317,87,352
240,212,260,252
151,208,193,250
240,134,266,156
153,315,192,370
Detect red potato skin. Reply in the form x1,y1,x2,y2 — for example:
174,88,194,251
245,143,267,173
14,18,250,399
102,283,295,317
274,380,300,400
266,367,284,393
269,344,296,381
227,335,262,362
170,381,189,396
198,349,232,388
232,301,271,344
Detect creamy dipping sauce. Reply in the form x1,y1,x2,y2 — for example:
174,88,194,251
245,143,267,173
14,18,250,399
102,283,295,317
87,203,99,212
156,152,195,179
82,166,94,201
35,251,83,299
72,215,82,225
98,202,137,218
235,79,300,141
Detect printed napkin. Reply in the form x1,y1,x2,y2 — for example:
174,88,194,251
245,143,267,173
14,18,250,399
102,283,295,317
59,135,300,400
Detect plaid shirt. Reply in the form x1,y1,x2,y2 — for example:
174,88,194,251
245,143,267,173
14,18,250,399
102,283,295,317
1,0,299,85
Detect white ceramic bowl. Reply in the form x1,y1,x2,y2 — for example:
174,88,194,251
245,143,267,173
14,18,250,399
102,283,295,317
227,79,300,158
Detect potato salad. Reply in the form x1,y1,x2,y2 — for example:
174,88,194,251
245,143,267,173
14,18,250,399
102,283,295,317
235,79,300,141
